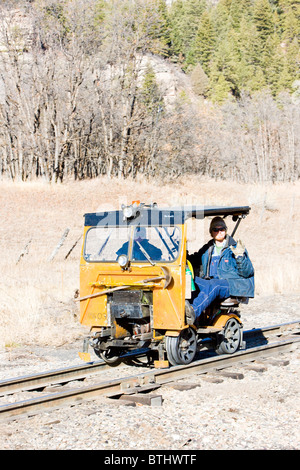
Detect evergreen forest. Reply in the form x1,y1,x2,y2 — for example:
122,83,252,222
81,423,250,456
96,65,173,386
168,0,300,101
0,0,299,183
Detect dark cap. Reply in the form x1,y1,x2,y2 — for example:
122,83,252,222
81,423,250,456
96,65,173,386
209,216,227,234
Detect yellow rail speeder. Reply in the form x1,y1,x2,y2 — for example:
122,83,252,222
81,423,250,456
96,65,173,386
78,202,251,367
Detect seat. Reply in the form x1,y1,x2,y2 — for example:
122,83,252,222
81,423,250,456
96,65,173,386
220,297,239,308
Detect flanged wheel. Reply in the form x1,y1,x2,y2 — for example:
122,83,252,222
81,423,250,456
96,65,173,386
94,347,122,366
215,317,241,355
166,327,197,366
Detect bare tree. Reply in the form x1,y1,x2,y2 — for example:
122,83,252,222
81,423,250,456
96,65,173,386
0,1,298,184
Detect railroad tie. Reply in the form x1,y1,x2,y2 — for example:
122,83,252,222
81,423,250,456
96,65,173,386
212,370,244,380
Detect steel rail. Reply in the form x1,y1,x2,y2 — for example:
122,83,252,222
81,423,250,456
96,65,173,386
0,360,108,397
243,320,300,339
0,330,299,422
154,335,300,386
0,348,150,397
0,321,299,397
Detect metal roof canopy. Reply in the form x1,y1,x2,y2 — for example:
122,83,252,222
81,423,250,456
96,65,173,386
84,205,251,227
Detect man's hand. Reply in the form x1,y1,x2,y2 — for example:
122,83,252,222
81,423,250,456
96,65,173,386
230,239,245,258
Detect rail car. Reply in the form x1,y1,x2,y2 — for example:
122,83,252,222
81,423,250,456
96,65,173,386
78,202,251,367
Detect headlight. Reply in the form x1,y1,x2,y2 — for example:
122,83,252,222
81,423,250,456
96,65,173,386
122,202,141,220
123,206,134,219
117,254,129,268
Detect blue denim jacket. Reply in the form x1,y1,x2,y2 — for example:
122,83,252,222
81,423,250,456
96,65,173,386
189,236,255,298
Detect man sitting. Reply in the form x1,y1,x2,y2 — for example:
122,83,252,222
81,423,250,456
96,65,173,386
116,226,163,261
186,216,254,324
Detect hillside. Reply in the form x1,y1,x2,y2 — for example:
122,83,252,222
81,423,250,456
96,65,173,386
0,0,299,183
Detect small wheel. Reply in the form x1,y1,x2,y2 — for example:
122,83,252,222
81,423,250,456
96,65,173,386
94,347,122,366
166,328,197,366
215,318,241,355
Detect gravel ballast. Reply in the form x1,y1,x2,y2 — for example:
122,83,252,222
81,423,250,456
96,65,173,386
0,294,299,451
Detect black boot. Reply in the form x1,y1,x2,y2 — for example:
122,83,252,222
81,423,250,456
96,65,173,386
185,300,196,325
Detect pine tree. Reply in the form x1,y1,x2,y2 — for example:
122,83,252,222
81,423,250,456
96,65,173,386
156,0,172,54
183,0,207,45
286,36,300,77
211,0,232,38
236,16,262,91
211,73,231,103
190,63,210,96
263,34,285,93
228,0,253,30
140,62,163,114
187,11,216,73
281,0,300,32
248,66,267,92
277,37,300,91
168,0,186,57
253,0,275,43
277,57,294,91
282,6,300,41
168,0,206,61
209,29,241,98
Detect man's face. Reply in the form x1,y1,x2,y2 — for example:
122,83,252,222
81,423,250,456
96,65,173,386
211,227,226,243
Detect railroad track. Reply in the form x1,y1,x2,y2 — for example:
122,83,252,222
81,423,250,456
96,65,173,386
1,321,299,421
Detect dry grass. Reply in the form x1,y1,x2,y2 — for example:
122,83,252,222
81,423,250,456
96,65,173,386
0,176,299,348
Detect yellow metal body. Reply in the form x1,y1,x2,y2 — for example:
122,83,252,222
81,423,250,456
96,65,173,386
78,203,250,366
212,313,242,329
79,224,187,334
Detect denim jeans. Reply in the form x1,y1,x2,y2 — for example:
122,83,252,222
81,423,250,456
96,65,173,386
191,276,230,318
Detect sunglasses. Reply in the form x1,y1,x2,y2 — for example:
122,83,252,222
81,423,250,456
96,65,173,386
212,227,226,233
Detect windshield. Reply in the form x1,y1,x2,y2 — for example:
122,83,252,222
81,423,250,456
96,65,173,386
84,227,131,261
131,226,180,262
84,226,181,262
